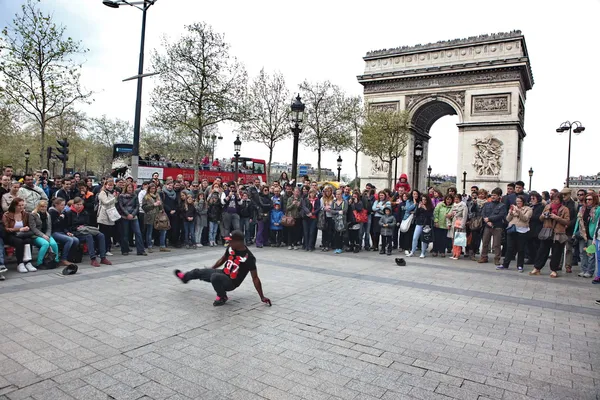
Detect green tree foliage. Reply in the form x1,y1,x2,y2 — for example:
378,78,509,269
299,80,352,180
238,69,290,179
0,0,92,169
150,22,247,181
361,107,411,189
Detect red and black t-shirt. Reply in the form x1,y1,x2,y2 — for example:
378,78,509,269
222,246,257,288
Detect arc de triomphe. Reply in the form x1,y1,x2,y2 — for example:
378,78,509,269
357,30,534,191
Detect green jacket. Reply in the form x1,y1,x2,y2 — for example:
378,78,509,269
433,202,452,229
574,206,600,241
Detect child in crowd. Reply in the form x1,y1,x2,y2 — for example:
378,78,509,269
182,194,196,249
270,201,283,247
379,205,396,255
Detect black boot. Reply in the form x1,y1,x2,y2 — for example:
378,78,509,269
387,247,392,256
379,246,385,254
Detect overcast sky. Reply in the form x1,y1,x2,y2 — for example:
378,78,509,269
0,0,598,190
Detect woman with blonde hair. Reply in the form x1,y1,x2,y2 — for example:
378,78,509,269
30,200,60,267
320,185,335,251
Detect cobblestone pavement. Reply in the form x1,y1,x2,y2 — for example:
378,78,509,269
1,246,599,400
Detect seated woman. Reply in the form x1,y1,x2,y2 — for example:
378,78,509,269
2,197,35,273
66,197,112,267
30,200,60,268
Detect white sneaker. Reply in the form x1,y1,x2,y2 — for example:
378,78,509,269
404,250,410,256
106,251,114,256
0,265,7,273
196,244,203,248
583,273,593,278
288,246,293,250
419,254,425,259
17,263,28,273
0,273,5,281
407,252,414,257
25,262,37,272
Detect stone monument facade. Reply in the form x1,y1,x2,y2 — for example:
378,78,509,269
357,31,534,191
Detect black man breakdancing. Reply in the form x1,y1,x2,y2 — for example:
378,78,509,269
174,230,271,307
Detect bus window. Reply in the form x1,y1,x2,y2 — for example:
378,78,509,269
252,162,265,174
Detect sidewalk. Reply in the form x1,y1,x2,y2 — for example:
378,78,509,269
1,246,599,399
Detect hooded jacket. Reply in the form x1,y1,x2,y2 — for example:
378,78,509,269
379,211,397,237
395,173,411,193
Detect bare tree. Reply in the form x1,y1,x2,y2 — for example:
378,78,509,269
0,0,92,169
87,115,132,172
238,69,290,178
299,80,351,180
341,96,364,185
150,22,247,181
361,108,410,189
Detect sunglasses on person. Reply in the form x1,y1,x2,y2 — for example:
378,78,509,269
586,197,593,201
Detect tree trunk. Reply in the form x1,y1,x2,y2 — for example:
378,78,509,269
39,116,46,170
317,140,322,181
267,146,273,183
387,160,393,190
354,150,359,189
194,128,203,183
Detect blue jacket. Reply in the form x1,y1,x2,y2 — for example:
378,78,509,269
402,200,416,221
270,208,284,230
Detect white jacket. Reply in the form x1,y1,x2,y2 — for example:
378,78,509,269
17,185,48,212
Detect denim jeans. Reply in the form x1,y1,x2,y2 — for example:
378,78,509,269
240,217,250,244
194,216,204,244
303,218,317,250
183,220,196,245
579,239,595,274
76,232,106,259
33,236,60,265
0,236,4,265
146,224,166,248
121,219,145,254
411,224,427,256
52,232,80,261
209,221,219,243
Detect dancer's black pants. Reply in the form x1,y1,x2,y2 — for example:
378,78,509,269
183,268,236,298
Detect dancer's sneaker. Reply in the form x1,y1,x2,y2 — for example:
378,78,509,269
213,296,228,306
174,269,187,283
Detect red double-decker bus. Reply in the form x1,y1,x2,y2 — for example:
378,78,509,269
111,143,267,184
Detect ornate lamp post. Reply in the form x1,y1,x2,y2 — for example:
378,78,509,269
556,121,585,188
103,0,159,182
528,167,533,191
290,94,305,184
233,135,242,182
462,171,467,196
24,149,30,175
413,142,423,190
427,165,432,188
337,155,343,182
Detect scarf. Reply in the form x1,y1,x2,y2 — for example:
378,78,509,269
38,211,48,233
550,202,561,215
162,187,177,200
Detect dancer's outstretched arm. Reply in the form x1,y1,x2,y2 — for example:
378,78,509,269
251,270,271,306
211,254,227,269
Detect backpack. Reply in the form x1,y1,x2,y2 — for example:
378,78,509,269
154,210,171,231
68,244,84,264
42,248,58,269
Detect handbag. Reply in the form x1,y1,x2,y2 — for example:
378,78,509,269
454,231,467,247
468,217,482,230
506,224,517,234
281,215,296,227
317,209,326,230
15,231,35,239
154,210,171,231
421,225,433,243
334,214,346,232
353,209,368,223
77,226,101,236
538,226,553,241
400,214,414,233
106,206,121,222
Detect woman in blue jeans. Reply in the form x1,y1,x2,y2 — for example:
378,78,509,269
408,194,434,258
117,183,147,256
142,184,169,252
49,197,79,266
301,190,321,251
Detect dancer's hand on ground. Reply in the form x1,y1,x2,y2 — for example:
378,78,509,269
261,297,272,306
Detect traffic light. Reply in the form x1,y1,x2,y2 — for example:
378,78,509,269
56,139,69,162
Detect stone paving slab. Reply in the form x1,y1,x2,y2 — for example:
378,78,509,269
1,246,599,400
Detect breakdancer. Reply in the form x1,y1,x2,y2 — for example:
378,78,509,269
174,230,271,307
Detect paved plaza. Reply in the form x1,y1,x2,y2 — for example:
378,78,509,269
1,247,599,400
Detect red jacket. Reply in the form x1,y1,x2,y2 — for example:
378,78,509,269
395,173,411,192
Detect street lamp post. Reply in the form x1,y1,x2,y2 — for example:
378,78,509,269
462,171,467,196
103,0,159,182
290,94,305,185
413,142,423,190
24,149,30,175
556,121,585,188
210,134,223,162
528,167,533,191
337,155,343,182
427,165,432,189
233,135,241,183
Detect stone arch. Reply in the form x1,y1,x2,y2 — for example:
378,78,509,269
357,31,534,192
